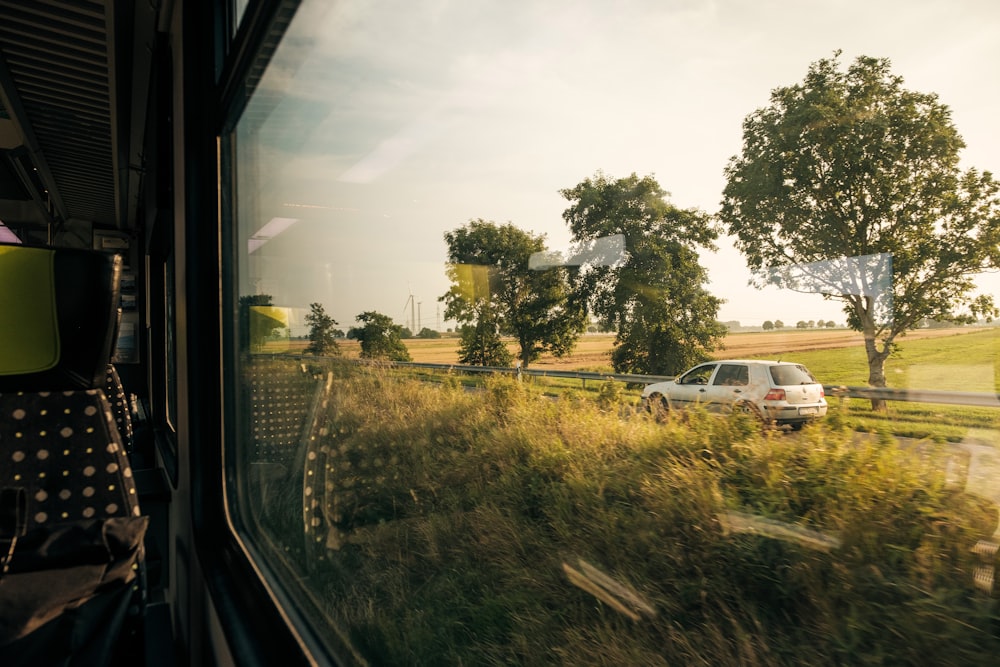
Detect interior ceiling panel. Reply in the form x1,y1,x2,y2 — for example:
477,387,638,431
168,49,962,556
0,0,158,241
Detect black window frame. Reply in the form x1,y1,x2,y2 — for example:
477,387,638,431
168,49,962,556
183,0,344,665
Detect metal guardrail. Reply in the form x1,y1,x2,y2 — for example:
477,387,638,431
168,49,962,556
822,385,1000,408
366,359,1000,408
287,355,1000,408
378,360,667,386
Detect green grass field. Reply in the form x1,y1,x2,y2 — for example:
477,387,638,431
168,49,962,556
256,364,1000,666
749,328,999,392
743,329,999,442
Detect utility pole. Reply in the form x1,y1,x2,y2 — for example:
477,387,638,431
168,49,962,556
417,302,421,333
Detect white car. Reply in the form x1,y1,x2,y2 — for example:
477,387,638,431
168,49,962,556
641,360,827,428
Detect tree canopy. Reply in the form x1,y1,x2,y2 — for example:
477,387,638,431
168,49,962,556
561,172,726,375
305,302,340,356
348,311,412,362
440,219,585,368
720,53,1000,402
456,317,513,367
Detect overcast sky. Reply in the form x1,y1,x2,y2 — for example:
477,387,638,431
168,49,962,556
243,0,1000,331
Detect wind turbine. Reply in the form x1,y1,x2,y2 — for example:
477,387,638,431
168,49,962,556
403,289,415,332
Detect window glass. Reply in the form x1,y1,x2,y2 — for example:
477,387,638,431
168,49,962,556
770,364,818,386
165,253,177,431
230,2,1000,664
714,364,749,386
679,364,717,385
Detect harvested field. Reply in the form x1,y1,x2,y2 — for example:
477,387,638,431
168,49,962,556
526,327,983,370
302,326,982,370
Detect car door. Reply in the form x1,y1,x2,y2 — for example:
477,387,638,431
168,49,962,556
705,363,751,413
669,363,718,408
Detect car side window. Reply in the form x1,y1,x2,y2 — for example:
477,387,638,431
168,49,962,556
714,364,749,386
679,364,716,385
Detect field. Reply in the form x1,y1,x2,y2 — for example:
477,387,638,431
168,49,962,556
257,363,1000,666
278,325,999,443
312,326,991,370
254,328,1000,664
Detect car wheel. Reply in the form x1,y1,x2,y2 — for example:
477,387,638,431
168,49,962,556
646,393,669,420
733,401,771,428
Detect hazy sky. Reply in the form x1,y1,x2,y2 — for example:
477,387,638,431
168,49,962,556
242,0,1000,331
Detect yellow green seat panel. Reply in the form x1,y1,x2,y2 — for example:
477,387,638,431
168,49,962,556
0,246,60,375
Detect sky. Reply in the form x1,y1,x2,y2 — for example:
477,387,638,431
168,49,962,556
241,0,1000,332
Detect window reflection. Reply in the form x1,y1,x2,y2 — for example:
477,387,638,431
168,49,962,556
231,1,1000,663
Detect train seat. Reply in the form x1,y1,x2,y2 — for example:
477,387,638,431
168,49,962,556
0,243,148,666
105,363,135,455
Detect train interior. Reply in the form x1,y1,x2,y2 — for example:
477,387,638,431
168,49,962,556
2,2,998,666
0,0,188,665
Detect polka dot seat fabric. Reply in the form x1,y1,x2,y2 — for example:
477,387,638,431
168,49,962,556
0,390,148,660
105,364,134,455
1,390,141,530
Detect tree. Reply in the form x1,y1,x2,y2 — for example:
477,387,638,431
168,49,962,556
457,317,513,367
440,219,585,368
561,172,726,375
762,320,774,331
416,327,441,339
721,53,1000,408
305,302,340,356
348,311,411,361
774,320,785,329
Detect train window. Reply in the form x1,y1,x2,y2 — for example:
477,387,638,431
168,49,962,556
228,2,1000,664
165,252,178,432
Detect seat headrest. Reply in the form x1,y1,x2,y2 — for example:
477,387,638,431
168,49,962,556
0,244,122,391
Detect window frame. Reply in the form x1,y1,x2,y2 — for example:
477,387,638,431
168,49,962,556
183,0,343,665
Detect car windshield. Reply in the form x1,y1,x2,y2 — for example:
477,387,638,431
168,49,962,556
770,364,818,386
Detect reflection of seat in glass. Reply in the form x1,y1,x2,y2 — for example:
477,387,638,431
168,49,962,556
243,357,334,559
0,244,148,666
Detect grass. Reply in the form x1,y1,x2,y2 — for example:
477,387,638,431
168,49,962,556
393,328,999,442
255,362,1000,666
743,328,999,442
750,328,999,392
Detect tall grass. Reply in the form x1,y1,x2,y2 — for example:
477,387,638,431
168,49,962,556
262,365,999,666
763,328,999,442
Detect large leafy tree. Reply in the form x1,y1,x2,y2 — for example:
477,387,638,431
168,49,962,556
348,311,411,361
561,172,726,375
440,219,585,368
720,53,1000,406
305,302,341,356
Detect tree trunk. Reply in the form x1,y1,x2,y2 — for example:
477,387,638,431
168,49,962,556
862,334,890,412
